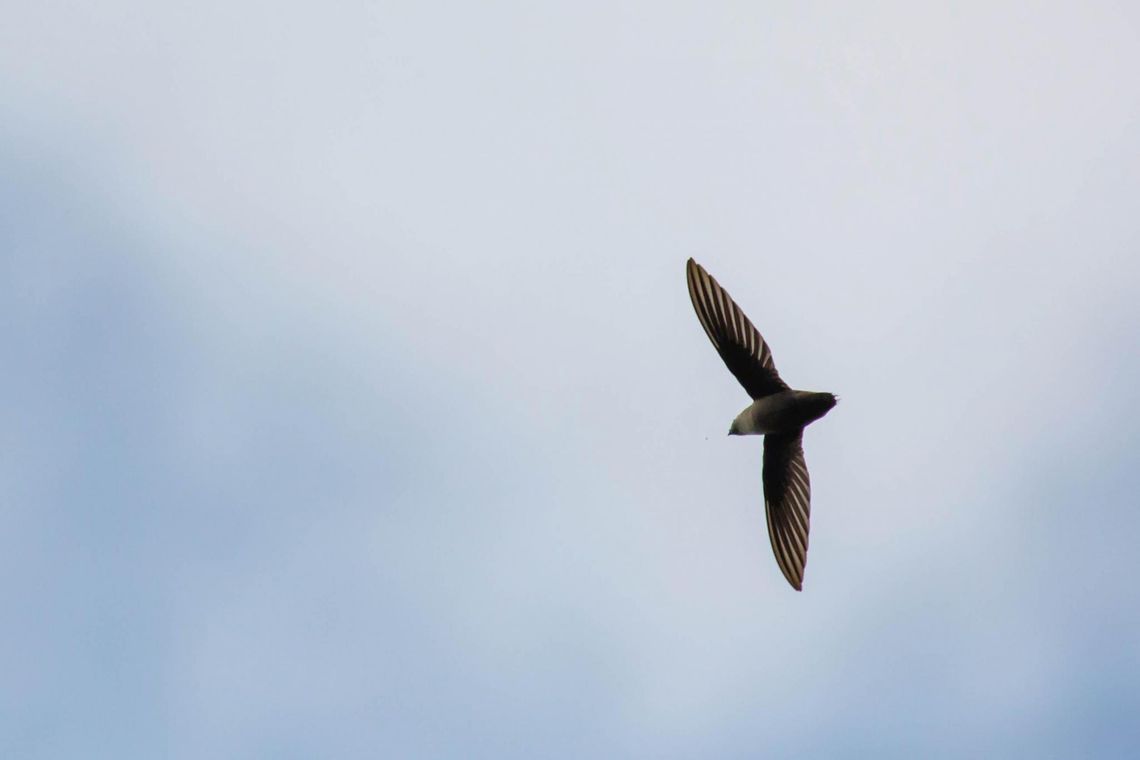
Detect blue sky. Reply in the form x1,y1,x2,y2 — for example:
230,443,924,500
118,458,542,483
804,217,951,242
2,2,1139,757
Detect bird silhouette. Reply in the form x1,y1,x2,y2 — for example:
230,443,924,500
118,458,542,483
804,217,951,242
686,258,837,591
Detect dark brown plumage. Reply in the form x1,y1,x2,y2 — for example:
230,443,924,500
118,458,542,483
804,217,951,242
686,258,837,591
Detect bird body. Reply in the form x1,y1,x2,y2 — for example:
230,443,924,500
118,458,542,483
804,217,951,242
729,390,837,436
686,258,837,591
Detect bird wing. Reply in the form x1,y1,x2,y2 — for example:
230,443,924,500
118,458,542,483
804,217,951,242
762,430,811,591
686,258,788,399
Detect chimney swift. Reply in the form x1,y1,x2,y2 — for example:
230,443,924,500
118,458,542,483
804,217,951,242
686,258,837,591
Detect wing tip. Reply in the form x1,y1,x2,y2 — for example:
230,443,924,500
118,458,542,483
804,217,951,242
775,563,803,591
779,565,804,592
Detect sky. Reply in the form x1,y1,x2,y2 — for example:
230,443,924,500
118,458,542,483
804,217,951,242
2,2,1139,757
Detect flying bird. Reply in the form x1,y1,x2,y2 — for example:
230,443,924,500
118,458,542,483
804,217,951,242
686,258,837,591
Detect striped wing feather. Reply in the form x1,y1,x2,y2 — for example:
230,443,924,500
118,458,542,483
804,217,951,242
763,431,811,591
686,259,788,399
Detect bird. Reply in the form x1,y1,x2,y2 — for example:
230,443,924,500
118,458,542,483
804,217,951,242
686,258,837,591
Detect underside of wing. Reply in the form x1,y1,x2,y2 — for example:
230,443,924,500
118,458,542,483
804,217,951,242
686,258,788,399
763,431,811,591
